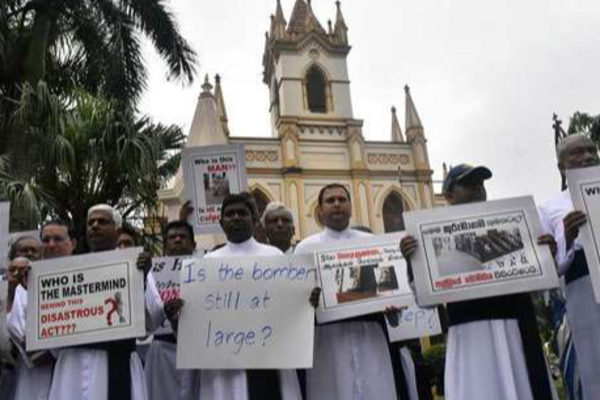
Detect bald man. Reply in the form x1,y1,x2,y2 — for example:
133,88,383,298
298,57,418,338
539,133,600,399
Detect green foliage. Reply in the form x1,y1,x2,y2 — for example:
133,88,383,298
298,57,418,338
423,344,446,394
0,81,184,239
568,111,600,143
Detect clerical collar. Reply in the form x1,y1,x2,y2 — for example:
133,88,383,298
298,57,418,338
225,237,259,251
323,226,353,239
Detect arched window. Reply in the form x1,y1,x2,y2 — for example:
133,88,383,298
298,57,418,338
383,192,406,233
251,189,271,219
306,66,327,113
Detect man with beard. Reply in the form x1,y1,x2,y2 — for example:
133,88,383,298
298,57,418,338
261,202,295,254
165,192,319,400
539,134,600,399
7,220,77,400
401,165,557,400
47,204,164,400
145,220,198,400
294,184,412,400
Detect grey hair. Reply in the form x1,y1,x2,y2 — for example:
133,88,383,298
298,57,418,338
261,202,293,226
556,133,595,161
87,204,122,228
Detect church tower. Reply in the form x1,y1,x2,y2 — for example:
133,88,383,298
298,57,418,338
263,0,357,138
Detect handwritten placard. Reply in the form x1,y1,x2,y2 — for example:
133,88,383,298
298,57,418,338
176,254,316,369
386,301,442,342
26,248,145,351
182,144,248,234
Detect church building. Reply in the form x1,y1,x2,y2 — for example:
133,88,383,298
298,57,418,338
158,0,440,242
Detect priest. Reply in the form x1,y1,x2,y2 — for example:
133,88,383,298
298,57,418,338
539,134,600,399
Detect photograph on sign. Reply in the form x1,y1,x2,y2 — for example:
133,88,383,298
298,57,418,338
176,254,316,369
0,202,10,270
182,144,248,234
150,256,194,335
26,248,145,351
302,233,414,323
386,301,442,342
405,196,559,306
567,166,600,302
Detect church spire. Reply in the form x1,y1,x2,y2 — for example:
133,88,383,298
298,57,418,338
334,1,348,44
404,85,424,141
187,74,227,147
287,0,325,35
214,74,230,137
391,106,404,142
272,0,287,39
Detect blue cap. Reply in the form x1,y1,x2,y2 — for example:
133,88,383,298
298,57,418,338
442,164,492,193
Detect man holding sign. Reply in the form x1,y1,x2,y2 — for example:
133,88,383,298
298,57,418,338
46,205,164,400
401,165,556,400
539,134,600,399
295,184,414,400
167,193,319,400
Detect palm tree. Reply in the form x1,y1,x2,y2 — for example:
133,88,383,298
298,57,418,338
0,82,184,237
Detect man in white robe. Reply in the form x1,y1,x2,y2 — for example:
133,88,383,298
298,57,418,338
295,184,416,400
539,133,600,400
166,192,315,400
401,165,557,400
145,220,198,400
47,205,164,400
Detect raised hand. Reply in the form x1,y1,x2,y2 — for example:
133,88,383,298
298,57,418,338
563,210,587,251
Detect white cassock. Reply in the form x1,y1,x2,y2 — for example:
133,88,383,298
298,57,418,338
47,273,164,400
539,190,600,399
144,271,198,400
196,237,303,400
295,227,419,400
6,284,53,400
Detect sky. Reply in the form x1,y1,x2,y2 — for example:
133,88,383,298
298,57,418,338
139,0,600,204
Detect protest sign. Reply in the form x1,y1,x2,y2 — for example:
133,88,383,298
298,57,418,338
26,248,145,351
302,233,415,323
150,256,194,335
405,196,559,306
385,301,442,342
0,280,11,360
176,254,316,369
182,144,248,234
567,166,600,302
0,202,9,270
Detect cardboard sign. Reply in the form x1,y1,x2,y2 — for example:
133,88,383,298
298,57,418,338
568,166,600,302
150,256,191,335
176,254,316,369
0,203,10,271
182,144,248,234
301,233,415,323
26,248,145,350
405,196,559,306
386,301,442,342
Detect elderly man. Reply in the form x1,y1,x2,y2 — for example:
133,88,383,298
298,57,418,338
295,183,412,400
539,134,600,399
7,220,77,400
261,202,295,254
401,165,556,400
145,220,197,400
47,204,163,400
166,192,318,400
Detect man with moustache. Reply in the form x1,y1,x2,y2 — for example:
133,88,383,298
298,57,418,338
401,165,557,400
47,204,164,400
261,202,295,254
539,134,600,399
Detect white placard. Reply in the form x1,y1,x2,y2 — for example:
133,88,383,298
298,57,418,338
176,254,316,369
405,196,559,306
26,248,145,351
182,144,248,234
567,166,600,302
386,301,442,342
0,203,10,270
150,256,191,335
301,233,415,323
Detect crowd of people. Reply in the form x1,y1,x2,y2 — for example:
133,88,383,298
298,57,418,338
0,132,598,400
